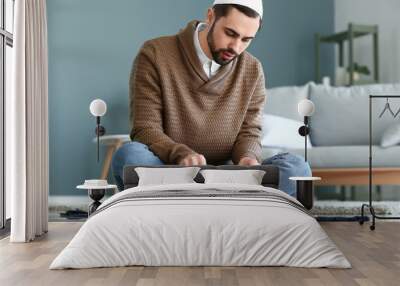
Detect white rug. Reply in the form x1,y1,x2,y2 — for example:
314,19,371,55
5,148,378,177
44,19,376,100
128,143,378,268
312,201,400,216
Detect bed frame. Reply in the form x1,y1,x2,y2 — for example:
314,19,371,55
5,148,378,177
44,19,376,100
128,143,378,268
123,165,280,190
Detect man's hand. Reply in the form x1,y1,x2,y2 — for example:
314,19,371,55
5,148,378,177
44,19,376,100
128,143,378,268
179,153,207,166
238,156,260,166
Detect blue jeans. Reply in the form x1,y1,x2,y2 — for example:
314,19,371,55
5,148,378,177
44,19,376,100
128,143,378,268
111,141,311,196
261,152,311,197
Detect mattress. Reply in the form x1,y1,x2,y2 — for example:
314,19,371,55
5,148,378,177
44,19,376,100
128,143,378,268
50,183,351,269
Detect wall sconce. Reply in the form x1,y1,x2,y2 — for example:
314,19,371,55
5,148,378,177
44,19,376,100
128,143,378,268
89,99,107,162
297,99,315,162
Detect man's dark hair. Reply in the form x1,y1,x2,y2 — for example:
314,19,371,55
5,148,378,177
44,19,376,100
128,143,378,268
213,4,263,29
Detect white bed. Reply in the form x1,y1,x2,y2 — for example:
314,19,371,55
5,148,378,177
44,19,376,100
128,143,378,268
50,183,351,269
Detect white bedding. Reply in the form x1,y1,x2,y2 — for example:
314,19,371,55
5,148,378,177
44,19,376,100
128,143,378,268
50,183,351,269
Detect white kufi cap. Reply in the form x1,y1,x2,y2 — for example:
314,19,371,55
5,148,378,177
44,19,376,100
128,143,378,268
213,0,263,18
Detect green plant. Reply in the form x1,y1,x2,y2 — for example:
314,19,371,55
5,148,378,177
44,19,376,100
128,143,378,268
347,62,371,75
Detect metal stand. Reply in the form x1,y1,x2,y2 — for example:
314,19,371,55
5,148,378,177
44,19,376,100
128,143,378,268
289,177,321,210
88,189,105,215
77,183,117,216
296,180,314,210
359,95,400,230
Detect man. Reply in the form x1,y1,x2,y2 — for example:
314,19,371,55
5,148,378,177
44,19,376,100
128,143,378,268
112,0,311,194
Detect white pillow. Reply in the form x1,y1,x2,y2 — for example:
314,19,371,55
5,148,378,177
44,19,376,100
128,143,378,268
381,123,400,148
264,83,310,121
261,114,312,149
135,167,200,186
200,169,265,185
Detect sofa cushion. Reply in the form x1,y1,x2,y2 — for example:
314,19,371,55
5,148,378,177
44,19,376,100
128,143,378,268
266,145,400,168
309,83,400,146
261,114,312,149
261,147,286,161
381,123,400,147
264,83,310,121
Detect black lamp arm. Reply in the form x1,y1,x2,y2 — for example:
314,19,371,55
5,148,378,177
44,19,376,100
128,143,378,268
94,116,106,162
298,116,310,162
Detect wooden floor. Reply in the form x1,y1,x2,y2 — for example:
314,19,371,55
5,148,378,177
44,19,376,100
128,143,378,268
0,222,399,286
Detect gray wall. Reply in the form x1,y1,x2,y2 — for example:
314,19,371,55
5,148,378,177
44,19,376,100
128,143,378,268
335,0,400,83
47,0,334,196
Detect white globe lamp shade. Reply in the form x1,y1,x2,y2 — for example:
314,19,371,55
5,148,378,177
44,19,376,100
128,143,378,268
298,99,315,117
90,99,107,117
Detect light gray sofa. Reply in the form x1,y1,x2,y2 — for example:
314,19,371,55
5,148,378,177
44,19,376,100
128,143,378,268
262,82,400,186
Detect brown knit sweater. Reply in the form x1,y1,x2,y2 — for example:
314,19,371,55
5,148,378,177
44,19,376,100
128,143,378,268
130,20,266,165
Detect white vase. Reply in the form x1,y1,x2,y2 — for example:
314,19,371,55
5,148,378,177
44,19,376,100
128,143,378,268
347,71,360,83
335,67,360,85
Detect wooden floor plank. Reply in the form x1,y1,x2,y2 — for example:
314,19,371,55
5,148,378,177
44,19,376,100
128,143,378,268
0,222,399,286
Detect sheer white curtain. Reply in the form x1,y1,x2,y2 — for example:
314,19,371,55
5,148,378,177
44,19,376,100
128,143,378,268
7,0,49,242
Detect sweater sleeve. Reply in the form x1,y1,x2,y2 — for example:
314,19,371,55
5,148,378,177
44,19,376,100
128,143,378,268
129,42,197,164
231,66,266,164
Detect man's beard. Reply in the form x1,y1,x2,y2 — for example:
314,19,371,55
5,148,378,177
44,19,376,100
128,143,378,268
207,23,238,66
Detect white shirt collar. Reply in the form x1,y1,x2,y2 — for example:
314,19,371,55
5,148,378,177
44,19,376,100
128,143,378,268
193,22,221,78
